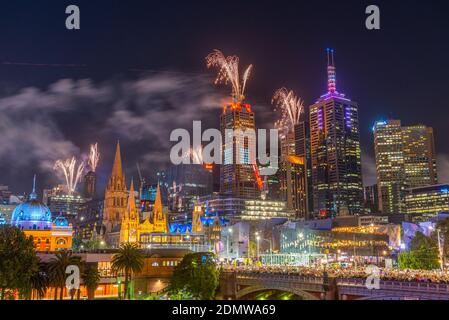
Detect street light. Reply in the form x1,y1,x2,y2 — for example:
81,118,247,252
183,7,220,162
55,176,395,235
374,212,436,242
436,228,444,271
256,235,261,260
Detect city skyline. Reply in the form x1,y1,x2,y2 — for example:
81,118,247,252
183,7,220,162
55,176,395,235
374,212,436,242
1,0,449,194
2,1,449,303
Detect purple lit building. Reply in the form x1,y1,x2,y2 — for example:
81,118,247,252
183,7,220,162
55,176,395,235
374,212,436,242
309,49,363,218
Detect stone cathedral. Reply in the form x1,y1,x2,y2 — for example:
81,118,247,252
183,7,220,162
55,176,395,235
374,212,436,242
103,142,168,247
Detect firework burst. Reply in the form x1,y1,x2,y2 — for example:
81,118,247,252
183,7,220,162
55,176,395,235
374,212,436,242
54,157,85,195
88,143,100,172
272,88,304,133
206,49,253,102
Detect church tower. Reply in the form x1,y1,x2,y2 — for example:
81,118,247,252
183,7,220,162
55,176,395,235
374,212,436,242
152,183,168,233
120,180,140,244
103,141,128,232
192,204,204,233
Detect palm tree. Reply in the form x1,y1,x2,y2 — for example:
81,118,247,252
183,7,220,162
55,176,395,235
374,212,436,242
111,243,144,300
83,265,101,300
29,263,50,300
48,250,81,300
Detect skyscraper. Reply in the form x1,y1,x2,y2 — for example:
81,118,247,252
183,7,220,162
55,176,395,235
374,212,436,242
309,49,363,217
103,141,127,232
295,117,313,217
402,125,437,188
165,163,213,212
373,120,405,214
83,171,96,199
364,184,379,213
278,128,308,219
220,102,259,199
278,155,307,219
374,120,438,214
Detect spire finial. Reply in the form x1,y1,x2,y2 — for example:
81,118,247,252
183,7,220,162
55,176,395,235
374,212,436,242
327,48,337,94
112,140,124,177
30,174,37,200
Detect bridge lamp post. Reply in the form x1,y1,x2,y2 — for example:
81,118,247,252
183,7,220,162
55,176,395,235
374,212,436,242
256,235,260,261
434,227,445,271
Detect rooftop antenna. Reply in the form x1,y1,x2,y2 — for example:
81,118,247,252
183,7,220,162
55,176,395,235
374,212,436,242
326,48,337,94
30,174,37,200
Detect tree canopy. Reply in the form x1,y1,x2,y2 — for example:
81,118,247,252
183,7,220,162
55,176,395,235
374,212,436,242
111,243,144,300
0,225,39,299
169,252,219,300
398,232,440,270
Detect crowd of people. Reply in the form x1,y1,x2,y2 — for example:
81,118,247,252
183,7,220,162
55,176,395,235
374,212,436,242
222,264,449,284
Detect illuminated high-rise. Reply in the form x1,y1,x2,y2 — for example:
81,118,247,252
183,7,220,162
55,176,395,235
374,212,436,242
405,184,449,216
373,120,405,214
278,126,309,219
220,102,259,199
309,49,363,217
402,125,437,188
295,118,313,218
374,120,438,214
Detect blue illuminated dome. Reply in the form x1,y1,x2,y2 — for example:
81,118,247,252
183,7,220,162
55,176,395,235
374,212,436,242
53,214,69,227
10,176,53,231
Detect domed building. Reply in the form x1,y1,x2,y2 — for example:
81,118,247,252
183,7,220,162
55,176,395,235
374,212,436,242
11,196,52,230
10,176,73,252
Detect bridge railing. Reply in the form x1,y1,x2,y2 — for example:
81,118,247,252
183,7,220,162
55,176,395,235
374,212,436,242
337,278,449,293
225,270,449,293
233,272,325,284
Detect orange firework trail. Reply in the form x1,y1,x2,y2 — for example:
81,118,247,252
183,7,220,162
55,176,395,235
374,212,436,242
272,88,304,133
206,49,253,102
54,157,85,195
88,143,100,172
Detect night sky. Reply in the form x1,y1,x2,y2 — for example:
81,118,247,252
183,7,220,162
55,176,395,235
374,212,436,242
1,0,449,195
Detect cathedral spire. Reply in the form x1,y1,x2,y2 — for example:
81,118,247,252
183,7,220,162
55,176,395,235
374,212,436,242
112,141,123,177
154,182,162,213
127,178,136,213
152,182,167,233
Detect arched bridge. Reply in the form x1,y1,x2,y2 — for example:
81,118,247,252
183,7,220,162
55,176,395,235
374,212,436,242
220,271,449,300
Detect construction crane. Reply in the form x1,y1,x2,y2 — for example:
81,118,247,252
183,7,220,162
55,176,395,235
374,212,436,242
252,164,264,191
136,162,145,198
